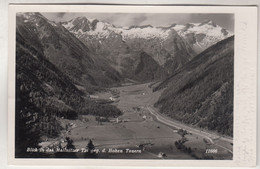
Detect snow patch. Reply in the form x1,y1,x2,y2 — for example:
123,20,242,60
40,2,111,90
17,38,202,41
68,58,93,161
171,22,233,51
117,27,171,40
48,21,57,27
62,16,233,50
63,21,74,30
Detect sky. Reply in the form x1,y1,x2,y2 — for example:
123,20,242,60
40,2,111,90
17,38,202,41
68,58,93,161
42,13,234,32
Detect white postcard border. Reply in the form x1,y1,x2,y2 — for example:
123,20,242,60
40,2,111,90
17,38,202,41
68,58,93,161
8,5,258,167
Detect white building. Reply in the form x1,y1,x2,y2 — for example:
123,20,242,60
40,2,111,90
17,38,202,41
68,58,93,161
109,96,115,101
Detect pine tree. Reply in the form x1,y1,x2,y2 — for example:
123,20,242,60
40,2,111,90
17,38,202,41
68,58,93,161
85,139,97,158
65,137,75,149
87,139,95,151
15,92,43,157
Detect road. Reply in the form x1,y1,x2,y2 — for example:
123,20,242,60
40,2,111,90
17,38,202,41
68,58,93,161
81,82,234,159
146,106,233,154
113,82,233,156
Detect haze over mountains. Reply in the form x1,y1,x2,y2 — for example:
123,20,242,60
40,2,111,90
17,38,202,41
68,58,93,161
15,12,234,155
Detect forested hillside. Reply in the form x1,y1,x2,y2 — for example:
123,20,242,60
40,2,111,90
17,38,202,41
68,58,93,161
155,36,234,136
17,13,122,91
15,23,122,157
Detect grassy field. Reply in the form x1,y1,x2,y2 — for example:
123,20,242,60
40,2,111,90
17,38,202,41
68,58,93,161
41,82,232,159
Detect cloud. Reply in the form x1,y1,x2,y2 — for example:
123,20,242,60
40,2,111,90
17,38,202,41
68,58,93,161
112,14,147,27
42,13,234,31
56,12,66,18
131,14,148,25
75,13,148,27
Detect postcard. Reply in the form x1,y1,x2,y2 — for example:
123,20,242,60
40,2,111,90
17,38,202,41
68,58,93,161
8,5,257,167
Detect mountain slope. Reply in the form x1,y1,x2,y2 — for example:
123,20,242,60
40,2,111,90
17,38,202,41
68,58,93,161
154,36,234,136
16,30,83,157
131,52,168,82
61,17,232,74
61,17,196,75
15,13,123,157
17,13,122,91
171,20,233,53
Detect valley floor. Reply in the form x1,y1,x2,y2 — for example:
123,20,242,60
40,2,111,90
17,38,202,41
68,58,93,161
41,82,233,159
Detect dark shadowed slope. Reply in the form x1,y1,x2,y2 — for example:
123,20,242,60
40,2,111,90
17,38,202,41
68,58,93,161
15,14,123,157
16,30,83,157
154,36,234,136
16,12,122,92
133,52,168,82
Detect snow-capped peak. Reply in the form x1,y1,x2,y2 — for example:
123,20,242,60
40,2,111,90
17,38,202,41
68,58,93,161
171,19,233,37
116,26,171,40
168,20,233,52
61,16,116,38
17,12,45,20
61,16,233,53
62,16,173,40
17,12,58,27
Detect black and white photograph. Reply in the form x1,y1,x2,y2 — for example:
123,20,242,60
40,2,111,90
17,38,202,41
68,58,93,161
1,2,257,168
14,11,236,160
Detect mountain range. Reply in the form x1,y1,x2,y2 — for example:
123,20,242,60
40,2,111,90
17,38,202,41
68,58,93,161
62,16,232,53
61,16,232,74
15,12,234,156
